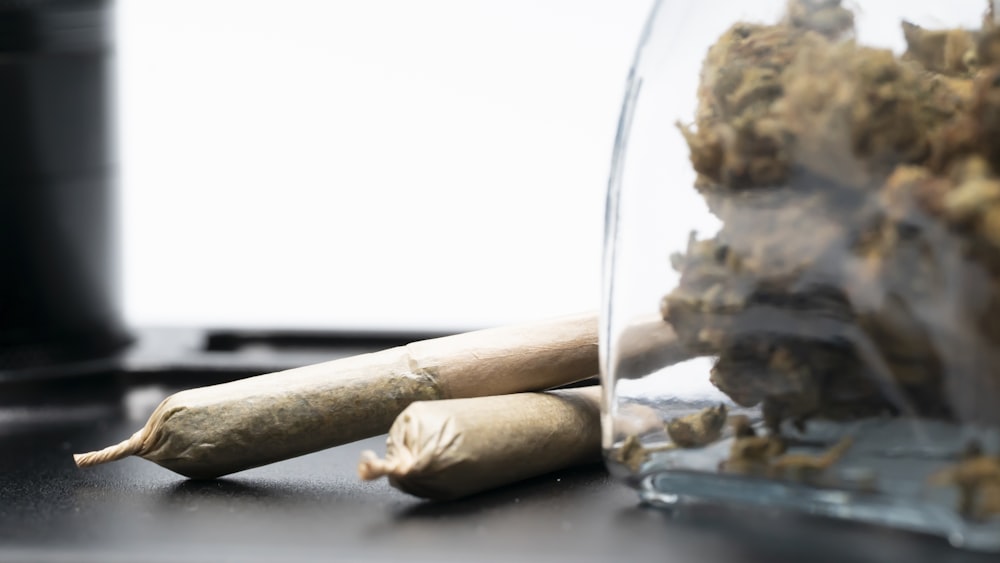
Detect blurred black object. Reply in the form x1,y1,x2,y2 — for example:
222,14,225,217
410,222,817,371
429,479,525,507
0,0,129,382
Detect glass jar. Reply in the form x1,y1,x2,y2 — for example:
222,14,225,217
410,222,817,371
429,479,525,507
601,0,1000,551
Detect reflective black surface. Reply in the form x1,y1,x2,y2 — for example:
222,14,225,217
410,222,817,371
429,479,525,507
1,332,999,562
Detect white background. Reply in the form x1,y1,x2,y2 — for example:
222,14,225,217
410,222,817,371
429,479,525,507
116,1,654,331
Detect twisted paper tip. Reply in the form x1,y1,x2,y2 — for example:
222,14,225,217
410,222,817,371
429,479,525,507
357,450,401,481
73,430,144,468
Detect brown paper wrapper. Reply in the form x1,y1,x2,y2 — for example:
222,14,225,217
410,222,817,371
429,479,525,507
357,387,601,500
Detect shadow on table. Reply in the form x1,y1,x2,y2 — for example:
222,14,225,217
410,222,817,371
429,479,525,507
163,479,281,500
394,463,611,519
156,477,375,509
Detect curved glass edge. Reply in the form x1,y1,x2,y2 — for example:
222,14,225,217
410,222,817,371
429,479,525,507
599,0,663,454
639,471,1000,552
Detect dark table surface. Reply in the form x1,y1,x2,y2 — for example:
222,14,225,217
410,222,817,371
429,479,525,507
1,329,998,563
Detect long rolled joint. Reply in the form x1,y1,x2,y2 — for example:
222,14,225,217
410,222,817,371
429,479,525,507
75,313,599,479
358,387,602,500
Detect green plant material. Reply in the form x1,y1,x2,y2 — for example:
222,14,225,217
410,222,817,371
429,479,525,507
719,415,853,481
668,0,1000,433
666,404,729,448
929,442,1000,521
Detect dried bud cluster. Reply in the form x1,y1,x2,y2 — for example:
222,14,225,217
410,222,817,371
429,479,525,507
930,442,1000,520
666,0,1000,433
